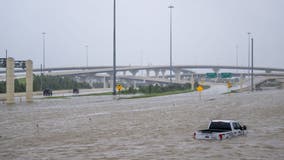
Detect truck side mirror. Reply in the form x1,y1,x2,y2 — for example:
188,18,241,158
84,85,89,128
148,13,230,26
242,125,247,130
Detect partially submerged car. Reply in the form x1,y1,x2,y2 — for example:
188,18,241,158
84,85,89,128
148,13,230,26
193,120,247,140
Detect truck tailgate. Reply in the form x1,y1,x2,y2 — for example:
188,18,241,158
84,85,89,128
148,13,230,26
195,132,215,140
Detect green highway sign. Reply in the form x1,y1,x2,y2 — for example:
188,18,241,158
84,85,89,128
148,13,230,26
206,73,217,78
221,73,232,78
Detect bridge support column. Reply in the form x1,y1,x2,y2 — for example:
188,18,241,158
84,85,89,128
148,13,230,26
174,69,181,82
280,82,284,89
154,69,160,78
26,60,33,102
239,74,244,91
146,70,150,77
265,70,272,74
103,76,107,88
161,69,166,79
212,68,220,73
191,74,195,90
133,81,137,89
108,73,113,88
130,70,138,76
123,71,126,76
6,57,15,104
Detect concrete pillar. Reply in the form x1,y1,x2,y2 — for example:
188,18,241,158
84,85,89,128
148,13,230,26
133,81,137,89
239,74,244,91
130,70,138,76
146,70,150,77
26,60,33,102
123,71,126,76
6,57,15,104
154,69,160,78
191,74,195,90
103,76,107,88
212,68,220,73
174,69,181,82
161,69,166,79
109,79,113,89
280,83,284,89
265,70,272,74
108,73,113,88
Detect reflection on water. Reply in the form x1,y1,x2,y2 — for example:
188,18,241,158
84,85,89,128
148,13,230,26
0,87,283,159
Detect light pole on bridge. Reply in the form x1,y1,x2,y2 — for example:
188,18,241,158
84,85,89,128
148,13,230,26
169,5,174,83
247,32,251,78
42,32,46,72
251,38,254,92
85,45,89,67
113,0,117,95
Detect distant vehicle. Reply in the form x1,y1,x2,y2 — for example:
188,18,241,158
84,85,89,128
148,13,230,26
43,88,53,96
73,88,79,95
193,120,247,140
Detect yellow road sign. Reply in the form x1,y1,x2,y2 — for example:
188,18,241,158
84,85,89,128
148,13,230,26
116,84,123,91
196,85,203,92
227,82,232,88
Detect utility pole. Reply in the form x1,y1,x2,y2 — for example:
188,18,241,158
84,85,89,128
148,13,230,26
113,0,117,95
236,45,239,73
247,32,251,79
85,45,89,67
42,32,46,72
169,5,174,83
251,38,254,92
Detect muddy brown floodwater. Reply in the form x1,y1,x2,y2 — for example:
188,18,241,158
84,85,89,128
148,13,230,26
0,85,283,160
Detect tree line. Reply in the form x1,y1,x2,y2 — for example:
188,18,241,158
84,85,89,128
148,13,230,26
120,83,199,95
0,75,91,93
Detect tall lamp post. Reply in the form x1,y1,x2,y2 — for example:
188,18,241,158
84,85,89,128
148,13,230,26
42,32,46,71
113,0,117,95
251,38,254,92
169,5,174,83
247,32,251,78
85,45,89,67
236,45,239,73
42,32,46,90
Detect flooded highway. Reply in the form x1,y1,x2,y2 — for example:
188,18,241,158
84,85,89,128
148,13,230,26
0,85,283,159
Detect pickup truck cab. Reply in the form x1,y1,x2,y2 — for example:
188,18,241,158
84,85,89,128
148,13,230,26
193,120,247,140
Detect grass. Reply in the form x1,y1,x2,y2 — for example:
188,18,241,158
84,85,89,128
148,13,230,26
120,89,195,99
78,92,113,96
44,96,69,99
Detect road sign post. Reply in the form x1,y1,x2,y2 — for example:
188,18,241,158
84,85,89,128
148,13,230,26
227,81,232,95
116,84,123,91
196,85,203,100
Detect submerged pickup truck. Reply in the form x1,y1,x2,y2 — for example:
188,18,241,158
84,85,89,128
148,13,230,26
193,120,247,140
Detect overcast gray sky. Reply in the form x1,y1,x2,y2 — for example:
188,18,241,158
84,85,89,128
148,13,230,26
0,0,284,68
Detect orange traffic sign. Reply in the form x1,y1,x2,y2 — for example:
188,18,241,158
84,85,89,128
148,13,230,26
227,82,232,88
116,84,123,91
196,85,203,92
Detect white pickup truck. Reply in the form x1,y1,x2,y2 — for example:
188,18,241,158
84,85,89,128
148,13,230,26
193,120,247,140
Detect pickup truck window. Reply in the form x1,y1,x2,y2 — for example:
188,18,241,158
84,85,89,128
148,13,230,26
233,122,241,130
209,122,232,130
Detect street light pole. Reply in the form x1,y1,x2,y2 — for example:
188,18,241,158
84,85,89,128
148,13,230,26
251,38,254,92
42,32,46,72
85,45,89,67
113,0,117,95
236,45,239,73
247,32,251,78
169,5,174,83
